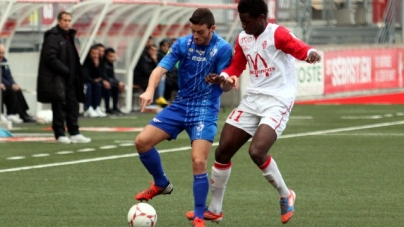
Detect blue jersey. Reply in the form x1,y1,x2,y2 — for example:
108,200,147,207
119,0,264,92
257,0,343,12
158,32,233,115
152,32,232,141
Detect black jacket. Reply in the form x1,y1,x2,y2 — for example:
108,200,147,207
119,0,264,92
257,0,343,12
82,57,104,83
104,59,119,88
1,58,16,88
133,51,157,90
37,26,84,103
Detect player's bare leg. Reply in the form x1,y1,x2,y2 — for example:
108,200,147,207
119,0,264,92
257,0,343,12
134,125,173,201
189,139,212,225
186,123,251,222
250,124,295,224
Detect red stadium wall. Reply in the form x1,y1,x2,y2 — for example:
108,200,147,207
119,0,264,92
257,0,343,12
295,46,404,104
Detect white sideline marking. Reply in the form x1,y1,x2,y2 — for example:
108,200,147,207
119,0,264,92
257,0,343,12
341,115,383,119
317,133,404,136
6,156,26,160
119,143,134,147
77,148,95,152
100,145,118,150
1,120,404,173
32,153,50,158
280,120,404,138
56,151,74,155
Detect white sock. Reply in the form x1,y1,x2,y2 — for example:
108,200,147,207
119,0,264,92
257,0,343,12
260,156,290,198
207,161,232,214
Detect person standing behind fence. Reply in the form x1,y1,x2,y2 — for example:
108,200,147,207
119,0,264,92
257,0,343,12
37,11,91,144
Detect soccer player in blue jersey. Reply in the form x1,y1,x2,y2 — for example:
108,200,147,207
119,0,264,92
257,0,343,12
133,8,234,227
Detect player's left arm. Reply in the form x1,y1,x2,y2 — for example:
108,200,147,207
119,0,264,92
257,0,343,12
274,26,321,64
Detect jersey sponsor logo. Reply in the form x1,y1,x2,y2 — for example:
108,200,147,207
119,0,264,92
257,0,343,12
188,48,194,52
192,56,207,62
196,49,205,55
246,54,275,77
262,40,267,49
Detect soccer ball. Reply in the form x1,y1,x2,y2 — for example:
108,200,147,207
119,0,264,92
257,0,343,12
127,203,158,227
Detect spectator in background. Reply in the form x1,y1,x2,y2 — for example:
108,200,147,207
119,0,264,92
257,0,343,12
133,44,158,91
145,36,154,49
162,39,178,103
82,45,108,118
0,44,35,123
37,11,91,144
154,40,170,106
95,43,105,58
103,47,125,115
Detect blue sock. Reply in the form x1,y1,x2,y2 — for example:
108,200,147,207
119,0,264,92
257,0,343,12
193,173,209,219
139,148,169,188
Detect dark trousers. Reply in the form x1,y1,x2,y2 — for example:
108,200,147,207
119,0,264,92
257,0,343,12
1,88,29,117
164,80,178,101
103,86,119,111
84,82,102,110
51,84,79,139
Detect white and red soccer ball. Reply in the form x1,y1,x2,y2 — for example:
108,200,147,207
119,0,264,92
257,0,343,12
127,203,158,227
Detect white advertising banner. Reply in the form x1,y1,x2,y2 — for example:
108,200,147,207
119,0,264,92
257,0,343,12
296,51,325,97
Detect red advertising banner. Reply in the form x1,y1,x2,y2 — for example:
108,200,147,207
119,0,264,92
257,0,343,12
324,49,403,94
0,20,16,37
41,4,54,25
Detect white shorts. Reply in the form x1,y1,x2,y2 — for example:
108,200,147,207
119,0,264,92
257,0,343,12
225,94,293,137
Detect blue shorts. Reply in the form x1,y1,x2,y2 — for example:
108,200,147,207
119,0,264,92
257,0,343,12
149,103,218,142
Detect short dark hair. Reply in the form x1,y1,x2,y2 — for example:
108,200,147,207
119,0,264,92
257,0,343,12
189,8,215,28
57,11,72,20
105,48,115,56
159,39,168,47
146,44,157,52
94,43,105,48
238,0,268,19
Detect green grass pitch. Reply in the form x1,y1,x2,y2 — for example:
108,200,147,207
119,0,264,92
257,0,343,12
0,105,403,227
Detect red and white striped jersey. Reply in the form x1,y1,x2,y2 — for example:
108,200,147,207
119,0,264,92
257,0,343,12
222,23,315,104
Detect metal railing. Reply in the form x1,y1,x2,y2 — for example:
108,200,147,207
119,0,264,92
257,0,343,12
375,0,396,44
294,0,312,42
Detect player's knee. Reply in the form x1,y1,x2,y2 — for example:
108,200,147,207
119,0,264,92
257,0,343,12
248,146,266,165
214,149,232,164
192,158,207,173
134,134,151,152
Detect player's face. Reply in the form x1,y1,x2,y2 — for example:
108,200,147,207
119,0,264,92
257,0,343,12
58,14,71,31
239,13,266,36
190,23,215,46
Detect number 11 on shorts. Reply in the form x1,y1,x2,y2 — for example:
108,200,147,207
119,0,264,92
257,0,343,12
228,109,243,122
